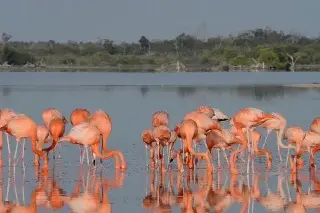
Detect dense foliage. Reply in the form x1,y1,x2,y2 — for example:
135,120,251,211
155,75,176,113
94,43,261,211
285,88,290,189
1,27,320,71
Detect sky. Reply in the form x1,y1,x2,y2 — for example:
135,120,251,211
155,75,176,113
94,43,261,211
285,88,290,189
0,0,319,43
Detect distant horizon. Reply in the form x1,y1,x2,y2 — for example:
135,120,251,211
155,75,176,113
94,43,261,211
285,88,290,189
3,26,319,44
0,0,318,43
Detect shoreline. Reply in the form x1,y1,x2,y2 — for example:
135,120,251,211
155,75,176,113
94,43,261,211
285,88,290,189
0,64,320,72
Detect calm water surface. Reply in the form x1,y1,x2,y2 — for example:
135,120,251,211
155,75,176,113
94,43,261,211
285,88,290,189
0,72,320,212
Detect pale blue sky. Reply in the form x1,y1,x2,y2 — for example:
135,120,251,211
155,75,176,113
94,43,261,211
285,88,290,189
0,0,319,43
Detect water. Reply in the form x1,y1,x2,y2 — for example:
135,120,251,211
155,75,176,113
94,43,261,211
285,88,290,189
0,72,320,212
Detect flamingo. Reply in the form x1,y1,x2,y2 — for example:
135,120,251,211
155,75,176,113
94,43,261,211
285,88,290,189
0,108,18,163
70,108,91,163
89,109,115,166
58,122,126,169
6,114,48,168
173,119,214,173
34,125,51,166
230,107,275,174
152,125,174,172
260,112,287,162
141,128,156,168
42,108,67,158
205,128,241,169
42,118,66,159
284,126,306,168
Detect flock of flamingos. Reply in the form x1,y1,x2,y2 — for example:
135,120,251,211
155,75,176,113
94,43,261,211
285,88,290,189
2,106,320,212
0,105,320,174
142,105,320,175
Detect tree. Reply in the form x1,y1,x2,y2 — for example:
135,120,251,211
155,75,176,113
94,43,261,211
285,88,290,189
139,36,150,54
286,53,300,72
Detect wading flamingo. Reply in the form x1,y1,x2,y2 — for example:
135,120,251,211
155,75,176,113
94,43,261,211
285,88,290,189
42,118,66,158
58,122,126,169
141,128,156,168
42,108,67,158
0,108,17,163
34,125,51,165
152,125,175,172
89,109,115,165
151,111,170,162
6,114,48,168
260,112,287,162
70,108,91,163
284,126,306,168
205,128,241,169
174,119,213,173
230,107,275,174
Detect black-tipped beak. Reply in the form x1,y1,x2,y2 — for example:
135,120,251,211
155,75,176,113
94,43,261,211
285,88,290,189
169,158,174,163
93,159,96,166
218,118,230,122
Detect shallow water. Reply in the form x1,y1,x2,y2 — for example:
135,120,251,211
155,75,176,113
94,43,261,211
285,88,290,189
0,72,320,212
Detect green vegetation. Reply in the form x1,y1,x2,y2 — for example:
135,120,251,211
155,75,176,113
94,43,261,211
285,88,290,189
1,27,320,72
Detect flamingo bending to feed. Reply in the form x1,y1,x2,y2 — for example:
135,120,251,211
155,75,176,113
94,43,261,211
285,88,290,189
151,111,170,162
70,108,91,163
6,114,48,167
141,128,156,168
205,128,241,168
174,119,214,173
42,108,67,158
34,125,51,165
0,108,18,162
283,126,306,168
59,122,126,169
260,112,287,162
89,109,118,166
230,107,275,174
152,125,177,172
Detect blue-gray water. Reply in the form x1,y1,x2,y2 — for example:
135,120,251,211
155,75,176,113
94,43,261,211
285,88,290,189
0,72,320,212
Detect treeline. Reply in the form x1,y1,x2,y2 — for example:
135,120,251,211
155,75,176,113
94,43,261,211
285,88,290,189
1,27,320,71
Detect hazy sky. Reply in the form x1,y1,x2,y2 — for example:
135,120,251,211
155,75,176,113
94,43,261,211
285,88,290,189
0,0,319,43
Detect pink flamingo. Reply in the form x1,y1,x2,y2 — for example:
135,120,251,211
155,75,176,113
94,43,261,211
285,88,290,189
42,108,67,158
59,122,126,169
0,108,17,163
260,112,287,162
6,114,48,168
230,107,275,174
